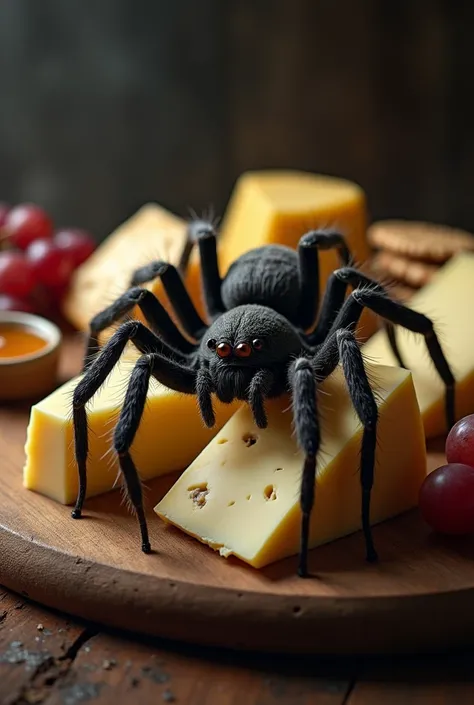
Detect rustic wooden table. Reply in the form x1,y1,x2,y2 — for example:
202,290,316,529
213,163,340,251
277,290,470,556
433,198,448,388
1,585,474,705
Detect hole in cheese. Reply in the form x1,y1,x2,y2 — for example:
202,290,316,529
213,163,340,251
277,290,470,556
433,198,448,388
246,494,251,500
217,438,228,445
274,467,283,472
228,500,235,507
264,485,277,501
243,434,257,447
188,482,209,508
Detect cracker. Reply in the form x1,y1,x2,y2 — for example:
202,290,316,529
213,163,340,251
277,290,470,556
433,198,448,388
371,251,438,288
367,220,474,263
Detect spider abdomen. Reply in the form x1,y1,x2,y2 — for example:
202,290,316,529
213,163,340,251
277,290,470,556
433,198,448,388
221,245,300,322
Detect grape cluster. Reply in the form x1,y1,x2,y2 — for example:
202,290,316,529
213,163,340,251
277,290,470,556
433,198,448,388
0,202,95,318
419,415,474,535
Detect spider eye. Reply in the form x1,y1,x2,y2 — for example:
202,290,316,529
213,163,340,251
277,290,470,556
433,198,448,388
216,342,231,358
207,338,217,351
252,338,263,351
235,342,252,358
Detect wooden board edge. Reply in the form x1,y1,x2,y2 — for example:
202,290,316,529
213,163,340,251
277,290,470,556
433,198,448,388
1,524,473,655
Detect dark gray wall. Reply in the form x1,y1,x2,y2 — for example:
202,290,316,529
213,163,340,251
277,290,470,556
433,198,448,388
1,0,473,240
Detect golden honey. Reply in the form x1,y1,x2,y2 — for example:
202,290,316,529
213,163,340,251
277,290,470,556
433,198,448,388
0,323,48,360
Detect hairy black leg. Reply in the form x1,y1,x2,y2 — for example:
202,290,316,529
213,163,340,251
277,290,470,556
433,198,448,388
296,231,352,331
248,369,274,428
113,353,196,552
383,321,405,368
335,329,379,562
83,287,196,371
189,221,224,319
73,321,193,519
196,367,215,427
288,358,320,578
331,289,455,430
306,267,407,367
308,267,383,345
177,220,199,275
131,261,206,339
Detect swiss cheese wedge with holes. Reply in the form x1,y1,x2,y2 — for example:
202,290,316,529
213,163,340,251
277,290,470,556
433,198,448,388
363,253,474,438
154,364,426,569
24,359,239,504
63,203,188,336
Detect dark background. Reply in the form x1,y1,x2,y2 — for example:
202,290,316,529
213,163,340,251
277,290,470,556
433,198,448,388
1,0,473,241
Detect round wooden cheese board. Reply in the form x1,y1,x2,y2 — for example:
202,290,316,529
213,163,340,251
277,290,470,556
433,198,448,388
1,337,474,655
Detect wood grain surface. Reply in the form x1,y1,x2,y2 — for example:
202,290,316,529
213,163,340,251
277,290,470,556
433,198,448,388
3,584,474,705
1,336,474,656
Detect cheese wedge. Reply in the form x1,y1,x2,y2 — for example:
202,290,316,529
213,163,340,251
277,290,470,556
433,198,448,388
363,253,474,438
155,364,426,569
185,170,376,336
63,203,189,335
24,359,239,505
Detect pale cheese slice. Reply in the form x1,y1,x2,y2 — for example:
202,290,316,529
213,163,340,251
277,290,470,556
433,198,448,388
155,364,426,569
24,359,239,505
63,203,188,335
363,253,474,438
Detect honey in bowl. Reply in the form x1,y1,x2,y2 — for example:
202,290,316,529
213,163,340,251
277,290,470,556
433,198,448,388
0,323,48,360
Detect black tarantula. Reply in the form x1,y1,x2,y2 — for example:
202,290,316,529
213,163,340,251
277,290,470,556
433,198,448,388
72,223,455,577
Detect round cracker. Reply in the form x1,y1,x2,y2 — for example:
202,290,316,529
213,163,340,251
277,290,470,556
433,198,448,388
367,220,474,263
371,251,438,288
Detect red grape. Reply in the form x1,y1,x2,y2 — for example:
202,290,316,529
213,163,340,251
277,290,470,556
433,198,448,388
0,294,34,313
26,239,74,289
55,228,95,267
446,415,474,468
419,463,474,534
0,203,10,228
0,251,36,297
5,203,53,250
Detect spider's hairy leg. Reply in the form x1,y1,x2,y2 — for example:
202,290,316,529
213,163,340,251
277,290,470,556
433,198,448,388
83,287,196,372
72,320,192,520
308,267,383,345
196,367,215,427
131,261,207,340
296,231,352,331
333,289,456,430
287,357,320,578
189,220,224,320
248,369,274,429
113,353,197,552
334,329,378,562
384,321,405,369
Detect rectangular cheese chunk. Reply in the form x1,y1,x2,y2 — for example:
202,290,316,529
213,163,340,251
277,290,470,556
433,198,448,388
24,359,239,504
185,170,377,337
363,253,474,438
154,364,426,569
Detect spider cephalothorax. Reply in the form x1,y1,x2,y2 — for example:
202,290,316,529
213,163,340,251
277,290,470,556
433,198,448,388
197,304,304,417
72,224,455,577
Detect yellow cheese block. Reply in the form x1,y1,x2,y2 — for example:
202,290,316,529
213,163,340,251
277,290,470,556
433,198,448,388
185,170,376,336
63,203,188,333
155,364,426,569
363,253,474,438
24,359,239,505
